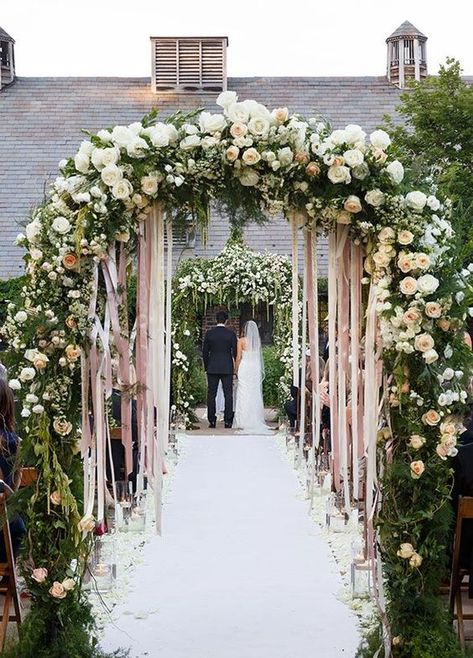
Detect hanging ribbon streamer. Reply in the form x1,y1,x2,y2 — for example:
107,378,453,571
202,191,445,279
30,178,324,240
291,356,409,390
350,244,363,501
290,211,299,387
327,231,340,491
298,227,308,464
164,218,173,456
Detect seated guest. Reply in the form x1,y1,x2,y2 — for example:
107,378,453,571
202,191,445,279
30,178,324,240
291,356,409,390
0,380,26,561
284,353,313,429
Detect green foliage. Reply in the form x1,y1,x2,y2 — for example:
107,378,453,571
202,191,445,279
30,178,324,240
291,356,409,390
385,58,473,262
262,346,285,407
0,276,26,327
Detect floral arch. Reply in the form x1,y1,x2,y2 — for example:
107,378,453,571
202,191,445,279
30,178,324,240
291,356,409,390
2,91,473,656
171,238,295,426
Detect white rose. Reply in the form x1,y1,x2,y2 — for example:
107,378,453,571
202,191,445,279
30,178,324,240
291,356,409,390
344,124,366,144
327,165,351,184
417,274,439,294
277,147,294,166
329,129,348,145
370,129,391,150
180,135,201,150
423,348,439,364
112,179,133,200
101,164,123,187
51,216,71,235
199,111,226,134
144,123,170,147
141,175,159,195
248,116,270,137
226,102,250,124
216,90,238,108
21,408,31,418
25,220,42,243
74,152,90,173
386,160,404,184
343,149,364,167
29,248,43,261
344,195,362,213
19,367,36,382
32,404,45,414
405,191,427,212
111,125,133,147
14,311,28,323
126,136,148,158
271,107,289,125
239,169,260,187
427,195,441,211
365,189,385,207
8,379,21,391
97,129,112,143
242,148,261,166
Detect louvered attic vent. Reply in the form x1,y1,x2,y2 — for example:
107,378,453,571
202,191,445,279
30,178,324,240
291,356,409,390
150,37,228,92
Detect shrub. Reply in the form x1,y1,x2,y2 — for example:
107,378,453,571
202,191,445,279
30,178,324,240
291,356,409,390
262,345,284,407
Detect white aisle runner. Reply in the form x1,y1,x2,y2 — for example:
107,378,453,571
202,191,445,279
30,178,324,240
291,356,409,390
101,436,360,657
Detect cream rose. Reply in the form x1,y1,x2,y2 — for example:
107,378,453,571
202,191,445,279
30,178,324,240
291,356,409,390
248,116,270,137
78,515,95,533
378,227,395,243
53,418,73,435
14,310,28,323
440,418,458,435
49,581,67,599
423,348,439,364
397,542,415,559
372,251,390,267
111,179,133,200
422,409,441,426
436,443,449,460
414,333,435,353
19,367,36,382
141,175,159,196
50,491,61,506
62,578,75,591
415,253,431,270
409,552,423,568
371,147,388,164
100,164,123,187
31,567,48,583
400,277,418,296
425,301,442,318
397,230,414,245
398,254,413,273
239,169,259,187
226,145,240,162
365,189,385,207
409,435,426,450
328,165,351,184
336,211,352,225
65,344,81,362
242,148,261,166
271,107,289,124
230,122,248,138
344,195,362,213
65,315,77,329
403,308,421,325
437,318,451,331
410,460,425,479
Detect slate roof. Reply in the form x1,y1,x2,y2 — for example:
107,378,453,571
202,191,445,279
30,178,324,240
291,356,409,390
0,26,14,43
387,21,427,41
0,75,404,279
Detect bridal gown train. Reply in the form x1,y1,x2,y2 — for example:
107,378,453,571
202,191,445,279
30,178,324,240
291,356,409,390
234,350,273,434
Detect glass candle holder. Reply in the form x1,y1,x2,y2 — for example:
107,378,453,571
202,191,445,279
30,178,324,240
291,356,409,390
350,558,372,597
89,534,117,593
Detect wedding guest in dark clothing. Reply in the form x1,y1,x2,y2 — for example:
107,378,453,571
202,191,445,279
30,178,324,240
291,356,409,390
0,379,26,561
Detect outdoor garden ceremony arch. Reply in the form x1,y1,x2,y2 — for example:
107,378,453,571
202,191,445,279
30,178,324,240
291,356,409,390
3,92,473,657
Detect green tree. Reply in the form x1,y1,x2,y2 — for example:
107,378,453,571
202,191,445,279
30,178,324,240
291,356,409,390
386,58,473,263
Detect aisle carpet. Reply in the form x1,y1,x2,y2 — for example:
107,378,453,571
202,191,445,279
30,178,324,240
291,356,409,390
101,436,360,657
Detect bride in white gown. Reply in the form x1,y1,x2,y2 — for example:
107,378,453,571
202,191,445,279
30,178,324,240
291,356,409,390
233,321,273,434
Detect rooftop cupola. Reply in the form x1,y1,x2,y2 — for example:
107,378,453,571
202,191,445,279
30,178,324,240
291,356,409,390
150,36,228,93
386,21,427,88
0,25,15,90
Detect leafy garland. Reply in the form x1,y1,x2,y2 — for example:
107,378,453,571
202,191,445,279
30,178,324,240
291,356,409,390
171,239,294,426
0,90,472,655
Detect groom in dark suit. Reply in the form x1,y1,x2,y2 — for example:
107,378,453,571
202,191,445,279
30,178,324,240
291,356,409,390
203,310,237,429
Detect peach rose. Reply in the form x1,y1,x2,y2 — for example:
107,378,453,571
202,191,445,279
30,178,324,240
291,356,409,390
415,253,431,270
49,581,67,599
226,145,240,162
409,552,423,568
294,151,309,165
401,380,410,394
62,253,78,270
50,490,61,506
371,147,388,164
378,227,395,243
31,567,48,583
422,409,441,426
440,418,458,435
306,161,321,177
78,515,95,533
403,308,421,325
65,344,81,362
336,211,352,225
414,333,435,353
53,418,73,435
344,195,362,213
397,542,415,559
437,318,451,332
436,443,449,460
398,254,413,273
410,460,425,479
33,354,49,370
65,315,77,329
333,155,345,167
398,230,414,245
241,148,261,166
400,277,418,296
230,122,248,138
424,302,442,319
409,435,426,450
272,107,289,124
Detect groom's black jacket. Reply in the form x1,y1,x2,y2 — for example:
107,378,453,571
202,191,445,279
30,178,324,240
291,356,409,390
203,326,237,374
